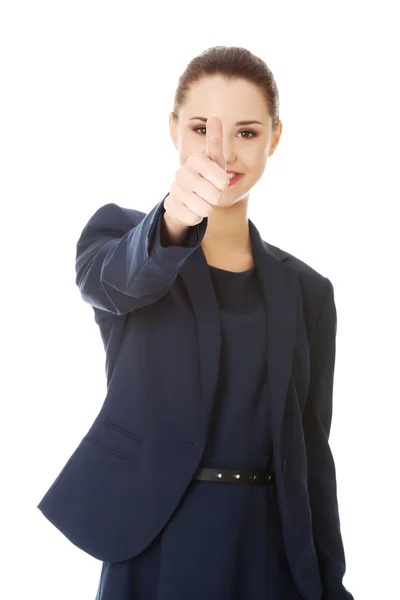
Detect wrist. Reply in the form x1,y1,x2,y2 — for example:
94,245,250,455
161,212,189,246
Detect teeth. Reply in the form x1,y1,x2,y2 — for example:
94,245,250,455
228,173,237,179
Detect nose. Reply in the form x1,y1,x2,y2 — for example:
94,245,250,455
222,138,237,163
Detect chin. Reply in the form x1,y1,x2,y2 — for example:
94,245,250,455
222,188,249,203
216,196,246,210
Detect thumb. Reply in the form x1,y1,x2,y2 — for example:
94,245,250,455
204,114,226,171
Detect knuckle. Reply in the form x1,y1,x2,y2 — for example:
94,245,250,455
205,203,214,216
175,168,186,185
198,197,214,217
209,188,223,205
190,194,212,219
217,173,229,190
189,212,202,226
169,180,177,195
187,153,201,169
215,188,224,202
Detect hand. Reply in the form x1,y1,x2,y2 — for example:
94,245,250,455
164,114,230,227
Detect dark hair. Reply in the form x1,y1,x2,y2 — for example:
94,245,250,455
172,46,280,133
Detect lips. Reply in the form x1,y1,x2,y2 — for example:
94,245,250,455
227,173,244,186
226,170,242,181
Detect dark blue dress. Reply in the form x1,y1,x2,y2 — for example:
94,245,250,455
95,265,302,599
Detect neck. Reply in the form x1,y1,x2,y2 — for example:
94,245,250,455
201,199,251,255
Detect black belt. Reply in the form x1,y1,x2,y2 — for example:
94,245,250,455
193,467,275,485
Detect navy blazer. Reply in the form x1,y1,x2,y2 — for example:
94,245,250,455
37,193,353,600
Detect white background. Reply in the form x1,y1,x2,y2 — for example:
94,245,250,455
1,1,399,598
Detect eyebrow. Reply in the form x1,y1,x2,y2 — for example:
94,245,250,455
189,116,264,126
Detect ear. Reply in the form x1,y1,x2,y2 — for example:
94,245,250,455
169,112,178,150
268,120,283,157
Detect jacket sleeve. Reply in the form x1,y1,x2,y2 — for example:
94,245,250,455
75,194,207,315
302,279,354,600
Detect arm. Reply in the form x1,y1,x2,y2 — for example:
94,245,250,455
302,279,354,600
75,194,207,315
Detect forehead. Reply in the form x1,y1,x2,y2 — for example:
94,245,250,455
181,75,270,124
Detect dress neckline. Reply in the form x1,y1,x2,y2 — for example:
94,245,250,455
208,264,255,275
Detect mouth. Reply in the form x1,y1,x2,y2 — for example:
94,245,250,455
226,171,244,186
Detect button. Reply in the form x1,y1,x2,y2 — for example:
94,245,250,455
281,459,287,474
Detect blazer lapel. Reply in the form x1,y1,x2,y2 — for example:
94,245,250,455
249,221,300,460
179,248,222,439
179,219,300,453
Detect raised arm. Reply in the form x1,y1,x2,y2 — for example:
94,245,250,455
75,195,206,315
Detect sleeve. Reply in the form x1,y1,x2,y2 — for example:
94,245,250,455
75,194,207,315
302,279,354,600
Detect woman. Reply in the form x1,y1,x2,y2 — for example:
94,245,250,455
37,46,354,599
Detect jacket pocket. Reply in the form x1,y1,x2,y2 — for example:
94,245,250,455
85,417,143,464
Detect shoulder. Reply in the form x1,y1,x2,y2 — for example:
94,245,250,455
263,239,335,337
264,239,331,286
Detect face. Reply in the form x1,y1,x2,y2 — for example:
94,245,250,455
169,75,282,208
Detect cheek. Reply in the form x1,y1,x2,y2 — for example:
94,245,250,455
255,147,269,174
248,150,267,178
243,140,267,165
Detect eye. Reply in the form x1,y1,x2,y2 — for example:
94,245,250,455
193,127,207,135
193,127,257,139
237,130,257,139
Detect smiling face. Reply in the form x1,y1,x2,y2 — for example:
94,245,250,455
169,75,282,208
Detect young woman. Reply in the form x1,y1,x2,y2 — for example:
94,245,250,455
38,46,354,600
